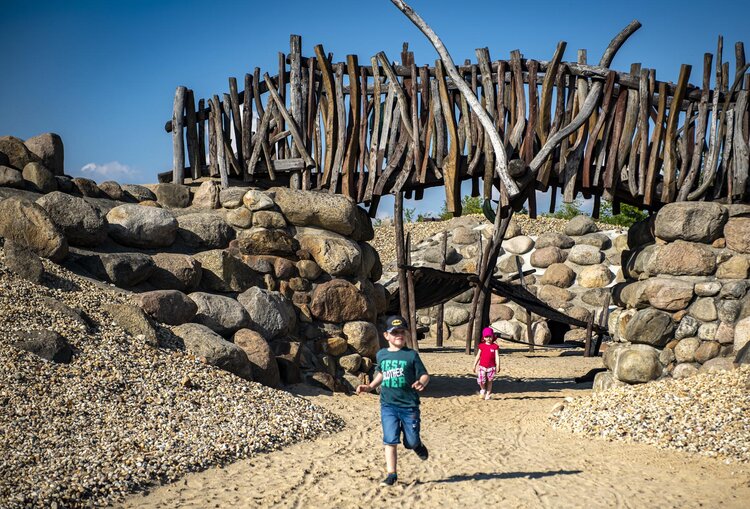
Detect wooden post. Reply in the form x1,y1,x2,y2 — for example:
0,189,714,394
406,232,419,351
172,86,186,184
211,95,229,188
394,191,410,326
584,314,595,357
185,89,200,180
435,230,447,347
197,98,207,178
228,77,244,174
593,293,611,356
289,35,303,189
515,256,535,352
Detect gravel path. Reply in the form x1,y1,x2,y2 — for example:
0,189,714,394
551,366,750,463
0,253,343,508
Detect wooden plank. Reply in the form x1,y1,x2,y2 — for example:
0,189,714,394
436,59,460,215
185,89,200,180
431,78,445,168
365,57,382,202
644,81,668,205
228,77,244,174
208,98,218,177
508,50,527,152
377,52,414,140
539,65,567,187
197,98,207,178
172,86,186,185
582,71,616,189
418,65,433,184
732,90,749,200
436,230,448,347
618,63,642,197
330,63,347,194
521,59,539,166
603,89,628,197
242,74,254,175
468,64,484,176
314,45,336,188
563,50,589,202
222,94,240,176
410,63,421,182
637,68,650,196
210,95,229,188
289,35,304,189
357,67,369,202
341,55,361,198
477,47,496,200
538,42,567,141
661,64,692,202
304,58,318,189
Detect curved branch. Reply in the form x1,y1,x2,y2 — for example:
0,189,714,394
389,0,517,196
528,20,642,175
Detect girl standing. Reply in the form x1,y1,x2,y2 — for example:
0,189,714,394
473,327,500,400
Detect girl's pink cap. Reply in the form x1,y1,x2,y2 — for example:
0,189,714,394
482,327,495,338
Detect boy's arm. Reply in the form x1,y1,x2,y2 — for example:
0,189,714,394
412,373,429,391
411,351,429,391
356,371,383,394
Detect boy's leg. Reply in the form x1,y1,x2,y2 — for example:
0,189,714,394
400,407,429,460
384,444,397,474
380,406,401,474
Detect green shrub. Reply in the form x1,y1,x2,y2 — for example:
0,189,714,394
599,200,648,227
439,195,484,220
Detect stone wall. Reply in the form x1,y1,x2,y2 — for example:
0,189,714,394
599,202,749,389
0,135,386,393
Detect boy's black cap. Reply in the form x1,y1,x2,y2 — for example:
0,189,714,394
385,315,409,332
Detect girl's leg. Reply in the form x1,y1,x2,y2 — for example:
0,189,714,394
485,379,493,399
477,369,486,395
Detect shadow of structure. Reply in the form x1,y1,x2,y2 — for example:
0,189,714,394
421,373,591,399
430,469,583,484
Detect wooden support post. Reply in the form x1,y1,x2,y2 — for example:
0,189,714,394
197,98,207,178
211,95,229,188
394,191,410,326
406,232,419,351
593,293,611,356
515,256,535,353
172,86,186,184
584,314,595,357
435,231,447,347
465,232,484,353
289,35,303,190
185,89,200,180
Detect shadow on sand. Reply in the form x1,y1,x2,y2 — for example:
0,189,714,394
421,373,592,399
429,469,583,484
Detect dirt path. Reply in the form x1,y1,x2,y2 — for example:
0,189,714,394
121,343,750,508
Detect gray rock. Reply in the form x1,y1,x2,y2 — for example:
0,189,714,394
238,287,297,339
716,255,750,280
253,210,287,229
718,300,742,323
192,181,220,209
535,232,575,249
700,357,736,373
672,363,700,379
220,187,251,208
695,281,722,297
674,337,701,363
567,244,604,265
0,165,23,188
530,246,566,268
233,328,279,387
103,303,158,346
193,249,263,292
237,228,299,257
309,279,376,323
581,288,611,307
0,197,67,262
339,353,362,373
24,133,64,175
149,253,202,291
578,264,614,288
689,297,718,322
503,235,535,255
188,292,251,336
172,323,253,380
722,217,750,254
627,216,656,249
497,254,523,273
98,181,124,201
643,278,694,311
106,204,177,248
226,206,253,228
3,240,44,283
13,329,72,363
452,226,479,245
22,162,57,193
576,232,611,250
564,215,598,236
138,289,197,325
359,241,382,281
444,306,471,326
295,226,362,277
695,340,721,363
655,202,727,243
242,190,275,211
675,315,700,339
121,184,156,202
613,344,662,383
649,240,716,276
343,321,379,359
71,177,101,197
36,192,107,247
735,317,750,352
423,245,461,265
0,136,41,169
720,281,747,300
177,213,234,249
593,371,627,392
154,183,191,208
624,308,674,347
78,252,155,287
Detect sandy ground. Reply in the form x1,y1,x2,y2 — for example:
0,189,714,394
120,341,750,509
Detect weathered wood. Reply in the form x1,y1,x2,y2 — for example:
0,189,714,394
436,230,447,347
304,58,318,189
198,98,207,178
661,64,692,202
430,79,445,168
618,63,642,197
172,86,187,184
405,233,419,352
377,51,414,141
508,50,527,152
228,77,244,174
477,48,496,200
603,88,628,197
436,60,460,215
208,98,217,177
522,60,540,167
289,35,304,189
315,45,337,188
242,74,254,173
341,54,361,198
637,69,651,196
394,192,410,333
732,90,749,200
329,63,347,194
264,73,316,170
583,72,616,189
365,57,383,202
644,81,667,205
185,89,200,180
357,67,369,202
539,65,567,187
211,95,229,188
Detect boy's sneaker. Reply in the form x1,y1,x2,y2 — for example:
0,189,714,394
380,473,398,486
414,443,429,460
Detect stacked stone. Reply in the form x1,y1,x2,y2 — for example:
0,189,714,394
0,137,387,392
398,214,623,346
600,202,749,388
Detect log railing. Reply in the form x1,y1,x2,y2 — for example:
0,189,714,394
165,34,750,216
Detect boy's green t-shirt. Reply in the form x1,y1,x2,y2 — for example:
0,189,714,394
375,347,427,408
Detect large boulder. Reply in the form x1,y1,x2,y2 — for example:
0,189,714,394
539,263,575,288
649,240,716,276
503,235,534,255
359,242,382,280
310,279,376,323
77,252,155,287
36,192,107,247
716,255,750,280
98,181,124,201
24,133,64,175
0,165,23,188
192,181,220,209
0,136,41,169
226,206,253,228
3,240,44,283
149,253,202,291
536,232,574,249
22,162,57,193
567,244,604,265
220,187,251,208
121,184,156,202
176,213,234,249
655,202,727,243
612,344,662,383
271,187,370,240
564,215,598,236
530,246,565,268
343,321,379,359
172,323,253,380
0,197,67,261
578,264,614,288
444,306,471,326
623,308,674,347
138,290,197,325
252,210,287,229
188,292,251,336
71,177,101,197
13,329,72,363
193,249,263,292
735,317,750,352
106,204,177,248
237,228,299,257
724,217,750,254
154,183,191,208
295,226,362,277
233,329,280,387
242,189,275,211
103,303,158,346
643,278,694,311
238,287,297,339
674,337,701,363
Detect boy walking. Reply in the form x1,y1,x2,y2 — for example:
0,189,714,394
357,315,430,487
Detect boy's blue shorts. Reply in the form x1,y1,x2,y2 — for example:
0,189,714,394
381,405,421,448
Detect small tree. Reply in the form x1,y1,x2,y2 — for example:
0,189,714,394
439,195,483,220
543,199,584,220
599,200,648,227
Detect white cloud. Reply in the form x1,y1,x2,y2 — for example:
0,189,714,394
80,161,136,178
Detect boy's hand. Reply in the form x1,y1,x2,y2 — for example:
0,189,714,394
411,380,426,391
356,384,372,394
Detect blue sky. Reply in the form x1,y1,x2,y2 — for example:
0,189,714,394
1,0,748,217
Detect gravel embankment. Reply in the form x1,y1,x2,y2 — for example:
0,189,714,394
0,255,343,508
370,213,623,266
551,367,750,463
